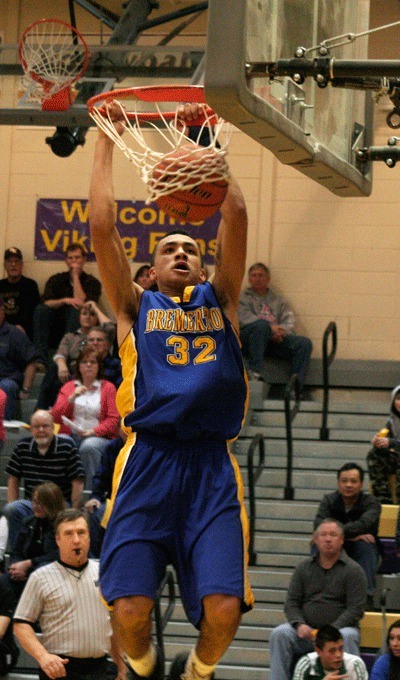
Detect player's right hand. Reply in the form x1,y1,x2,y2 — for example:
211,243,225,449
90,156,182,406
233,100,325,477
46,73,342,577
103,101,126,136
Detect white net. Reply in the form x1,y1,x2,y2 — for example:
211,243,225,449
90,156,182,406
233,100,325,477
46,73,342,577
19,19,88,102
89,98,232,203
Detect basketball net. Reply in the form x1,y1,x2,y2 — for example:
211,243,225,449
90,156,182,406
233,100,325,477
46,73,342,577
88,92,232,203
19,18,89,111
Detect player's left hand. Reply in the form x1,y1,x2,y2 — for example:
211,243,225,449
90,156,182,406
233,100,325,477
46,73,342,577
177,102,205,125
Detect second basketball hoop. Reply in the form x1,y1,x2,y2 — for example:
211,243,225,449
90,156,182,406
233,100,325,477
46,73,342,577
87,85,232,223
19,18,89,111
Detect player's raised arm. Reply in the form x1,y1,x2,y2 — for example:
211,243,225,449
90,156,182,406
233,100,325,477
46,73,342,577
89,106,141,343
212,176,248,330
176,103,248,329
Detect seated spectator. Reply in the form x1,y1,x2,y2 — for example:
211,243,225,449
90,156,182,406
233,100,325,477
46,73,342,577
36,301,115,410
314,461,381,607
1,481,65,602
85,432,126,557
51,348,119,490
33,243,102,369
370,619,400,679
367,385,400,504
86,326,122,388
238,263,313,395
269,519,367,680
0,247,40,340
0,296,38,420
133,264,151,289
4,409,84,554
293,624,368,679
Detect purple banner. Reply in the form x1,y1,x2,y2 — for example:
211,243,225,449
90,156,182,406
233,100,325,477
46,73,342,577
35,198,220,265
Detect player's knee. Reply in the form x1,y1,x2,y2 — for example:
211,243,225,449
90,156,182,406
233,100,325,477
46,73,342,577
202,594,241,635
113,595,153,632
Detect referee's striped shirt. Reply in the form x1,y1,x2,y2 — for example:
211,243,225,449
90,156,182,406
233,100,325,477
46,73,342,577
14,560,111,657
6,435,85,501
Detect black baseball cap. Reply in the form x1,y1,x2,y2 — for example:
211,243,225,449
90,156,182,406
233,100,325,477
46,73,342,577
4,247,23,260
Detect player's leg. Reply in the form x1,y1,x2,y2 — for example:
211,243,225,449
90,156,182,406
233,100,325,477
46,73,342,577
112,595,164,679
168,595,241,680
99,435,175,680
198,594,242,661
169,445,253,680
101,542,166,680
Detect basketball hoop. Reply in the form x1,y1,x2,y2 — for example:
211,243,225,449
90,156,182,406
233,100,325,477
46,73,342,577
87,85,232,208
19,18,89,111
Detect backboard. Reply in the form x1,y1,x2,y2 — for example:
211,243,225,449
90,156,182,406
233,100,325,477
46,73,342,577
204,0,374,197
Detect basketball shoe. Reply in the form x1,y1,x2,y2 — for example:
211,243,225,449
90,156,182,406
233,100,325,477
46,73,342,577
127,646,164,680
168,652,215,680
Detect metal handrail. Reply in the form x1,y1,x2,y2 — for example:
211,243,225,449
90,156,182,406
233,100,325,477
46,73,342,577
284,374,301,500
320,321,338,441
247,433,265,566
153,569,175,669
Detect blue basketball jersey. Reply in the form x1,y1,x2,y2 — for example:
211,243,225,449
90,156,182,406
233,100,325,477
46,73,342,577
117,281,248,440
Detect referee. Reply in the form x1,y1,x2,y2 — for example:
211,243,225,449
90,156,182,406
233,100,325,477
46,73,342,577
13,508,126,680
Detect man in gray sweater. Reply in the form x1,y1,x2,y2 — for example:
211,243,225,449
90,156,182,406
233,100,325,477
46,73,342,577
238,263,312,387
269,519,367,680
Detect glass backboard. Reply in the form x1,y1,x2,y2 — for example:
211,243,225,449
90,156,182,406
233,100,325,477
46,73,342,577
204,0,373,197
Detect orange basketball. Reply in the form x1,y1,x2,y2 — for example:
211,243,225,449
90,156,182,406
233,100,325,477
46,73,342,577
151,147,229,222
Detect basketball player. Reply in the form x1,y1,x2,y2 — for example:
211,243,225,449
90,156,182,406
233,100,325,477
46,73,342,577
88,102,253,680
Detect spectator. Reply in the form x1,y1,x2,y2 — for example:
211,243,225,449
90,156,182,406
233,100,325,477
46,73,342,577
0,247,40,340
84,433,126,557
370,619,400,679
51,348,119,490
86,327,122,388
36,301,115,410
0,296,38,420
13,508,126,680
4,409,84,554
367,385,400,504
314,461,381,606
238,263,313,394
2,481,66,602
133,264,151,289
293,624,368,679
269,519,367,680
33,244,102,369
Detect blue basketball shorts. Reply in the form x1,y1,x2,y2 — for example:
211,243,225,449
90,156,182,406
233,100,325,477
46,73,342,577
99,432,254,627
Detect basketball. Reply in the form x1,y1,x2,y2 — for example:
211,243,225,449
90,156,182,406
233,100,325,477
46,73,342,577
151,147,229,222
